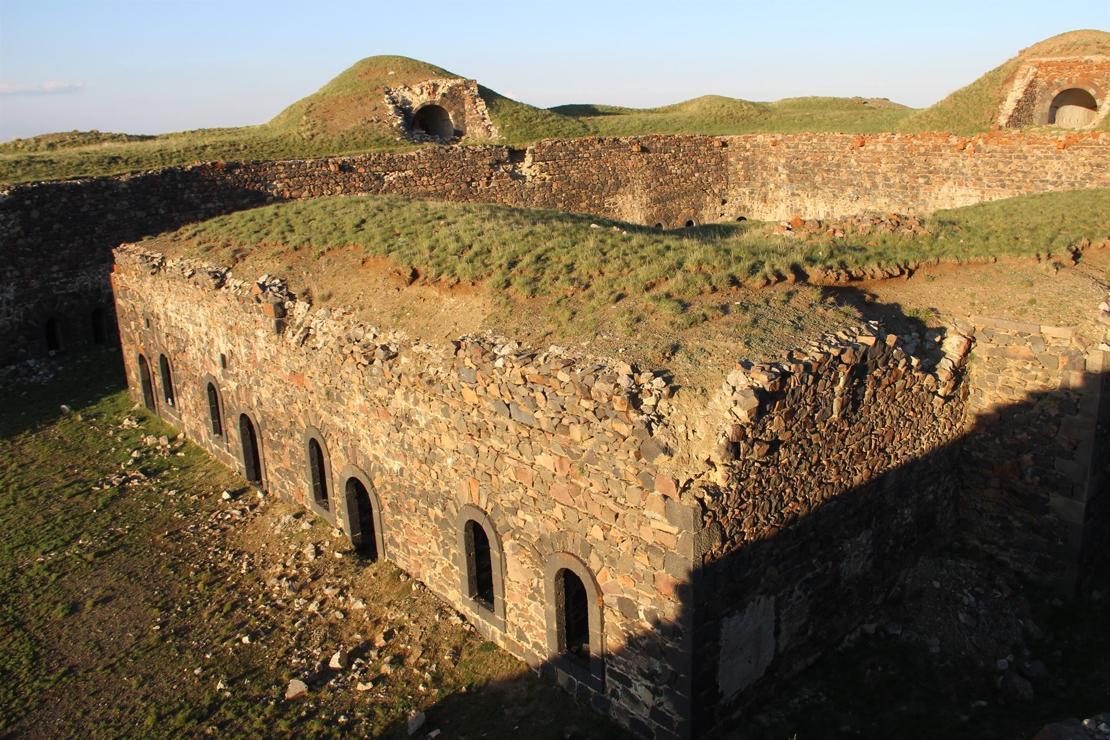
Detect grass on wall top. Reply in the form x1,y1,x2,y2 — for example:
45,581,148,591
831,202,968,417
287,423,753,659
163,188,1110,302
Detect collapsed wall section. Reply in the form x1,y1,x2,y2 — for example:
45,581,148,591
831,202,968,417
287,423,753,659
687,328,971,734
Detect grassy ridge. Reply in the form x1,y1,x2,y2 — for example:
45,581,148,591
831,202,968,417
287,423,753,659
4,31,1107,185
167,189,1110,302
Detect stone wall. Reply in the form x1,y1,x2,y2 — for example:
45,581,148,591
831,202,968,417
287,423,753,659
960,308,1110,590
111,244,978,737
5,130,1109,364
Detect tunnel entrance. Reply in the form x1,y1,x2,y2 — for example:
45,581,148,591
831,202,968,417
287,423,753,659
411,104,455,139
1049,88,1099,128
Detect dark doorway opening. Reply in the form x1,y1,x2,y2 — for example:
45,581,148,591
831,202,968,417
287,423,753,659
90,308,107,345
346,478,378,561
240,414,262,485
411,104,455,139
138,354,155,411
556,568,590,661
45,317,61,352
465,520,495,608
158,355,175,408
1049,88,1099,128
206,383,223,437
308,438,329,510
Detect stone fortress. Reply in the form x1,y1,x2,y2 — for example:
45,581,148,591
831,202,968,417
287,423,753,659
2,45,1110,740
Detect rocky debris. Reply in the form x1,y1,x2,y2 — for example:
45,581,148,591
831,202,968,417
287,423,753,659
777,211,929,240
284,678,308,700
328,648,348,670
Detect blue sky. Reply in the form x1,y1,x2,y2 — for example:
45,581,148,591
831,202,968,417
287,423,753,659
0,0,1107,140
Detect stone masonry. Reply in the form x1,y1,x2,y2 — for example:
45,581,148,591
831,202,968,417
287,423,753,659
112,245,980,738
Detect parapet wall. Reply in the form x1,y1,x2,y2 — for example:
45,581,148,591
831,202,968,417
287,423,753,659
111,244,976,737
4,131,1109,364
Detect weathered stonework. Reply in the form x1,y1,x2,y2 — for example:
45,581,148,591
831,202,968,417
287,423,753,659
384,78,498,141
997,56,1110,129
112,245,978,738
5,130,1108,364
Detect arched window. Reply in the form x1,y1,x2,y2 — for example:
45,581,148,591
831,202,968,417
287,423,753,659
465,520,495,608
239,414,262,485
556,568,590,660
1049,88,1099,128
544,553,604,686
308,437,329,511
345,476,380,561
137,354,155,411
90,308,107,345
455,505,506,630
411,104,455,139
44,317,61,352
158,354,175,408
206,383,223,437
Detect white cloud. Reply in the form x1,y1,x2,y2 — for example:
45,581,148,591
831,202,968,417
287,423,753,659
0,80,85,96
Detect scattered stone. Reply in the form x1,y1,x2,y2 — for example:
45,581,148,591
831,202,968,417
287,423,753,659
285,678,308,701
329,648,349,670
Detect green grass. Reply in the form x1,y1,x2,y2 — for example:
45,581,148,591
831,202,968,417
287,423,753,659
164,189,1110,303
551,95,913,137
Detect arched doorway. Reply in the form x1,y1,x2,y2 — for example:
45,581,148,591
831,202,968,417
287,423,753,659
411,104,454,139
44,317,61,352
137,354,155,410
158,354,175,408
1049,88,1099,128
345,477,379,560
239,414,262,485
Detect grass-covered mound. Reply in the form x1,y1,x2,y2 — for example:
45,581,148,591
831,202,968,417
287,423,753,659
551,95,912,136
140,188,1108,385
0,55,583,185
898,29,1110,135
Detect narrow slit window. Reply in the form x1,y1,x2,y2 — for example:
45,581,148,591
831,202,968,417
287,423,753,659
308,438,329,510
158,355,175,407
206,383,223,437
465,520,495,608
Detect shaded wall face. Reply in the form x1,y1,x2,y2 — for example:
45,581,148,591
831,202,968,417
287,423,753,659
962,316,1107,587
110,248,703,739
690,334,968,733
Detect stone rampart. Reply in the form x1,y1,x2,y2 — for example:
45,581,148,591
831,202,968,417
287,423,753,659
5,130,1109,363
111,244,976,737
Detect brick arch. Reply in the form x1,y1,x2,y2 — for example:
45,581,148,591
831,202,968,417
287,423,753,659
543,551,605,689
303,426,336,524
455,504,507,632
338,464,386,561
